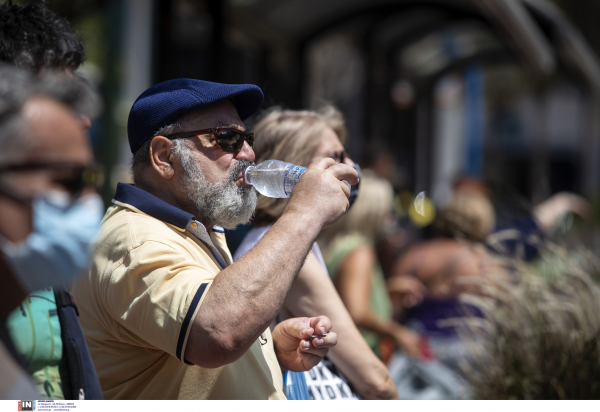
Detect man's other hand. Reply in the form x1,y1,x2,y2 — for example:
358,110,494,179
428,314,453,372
272,316,338,372
284,158,359,229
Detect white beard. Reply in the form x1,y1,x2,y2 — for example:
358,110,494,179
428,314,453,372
174,140,257,229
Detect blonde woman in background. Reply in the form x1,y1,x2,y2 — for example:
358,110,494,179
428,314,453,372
319,172,422,360
234,106,398,400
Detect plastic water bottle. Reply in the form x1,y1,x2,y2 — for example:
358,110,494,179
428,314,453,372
243,160,307,198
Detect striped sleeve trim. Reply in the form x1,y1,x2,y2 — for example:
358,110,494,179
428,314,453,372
176,282,209,363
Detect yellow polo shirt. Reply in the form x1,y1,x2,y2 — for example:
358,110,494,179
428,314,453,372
72,183,285,400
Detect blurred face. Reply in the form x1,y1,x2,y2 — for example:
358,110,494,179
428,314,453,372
42,67,93,131
309,126,354,167
0,97,93,242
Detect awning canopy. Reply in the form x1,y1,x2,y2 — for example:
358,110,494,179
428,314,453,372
230,0,600,93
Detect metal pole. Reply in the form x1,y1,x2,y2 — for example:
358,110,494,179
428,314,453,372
100,0,125,204
415,94,431,194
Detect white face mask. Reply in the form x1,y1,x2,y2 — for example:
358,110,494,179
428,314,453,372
0,191,104,292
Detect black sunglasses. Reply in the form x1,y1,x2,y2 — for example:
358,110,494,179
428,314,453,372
0,162,105,196
166,127,254,153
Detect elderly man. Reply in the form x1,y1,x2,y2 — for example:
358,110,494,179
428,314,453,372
73,79,358,399
0,0,91,320
0,2,105,400
0,65,104,399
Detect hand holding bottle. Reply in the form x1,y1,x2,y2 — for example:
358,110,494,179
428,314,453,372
282,158,358,229
244,159,353,199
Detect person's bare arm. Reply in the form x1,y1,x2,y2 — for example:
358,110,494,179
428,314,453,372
533,192,593,233
336,245,421,358
184,159,358,368
284,251,398,399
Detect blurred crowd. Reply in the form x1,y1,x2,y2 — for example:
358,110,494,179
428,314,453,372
1,1,599,402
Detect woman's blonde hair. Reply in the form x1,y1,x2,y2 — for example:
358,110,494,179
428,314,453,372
252,104,347,225
320,170,394,245
434,192,496,242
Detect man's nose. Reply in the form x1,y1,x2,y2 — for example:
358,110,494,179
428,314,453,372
236,140,255,162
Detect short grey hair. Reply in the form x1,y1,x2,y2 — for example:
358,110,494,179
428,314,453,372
0,63,99,165
130,122,183,186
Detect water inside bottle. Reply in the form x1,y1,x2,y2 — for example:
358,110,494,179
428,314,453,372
247,167,288,198
243,160,307,198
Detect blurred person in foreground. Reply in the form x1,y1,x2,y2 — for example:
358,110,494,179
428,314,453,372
319,171,422,361
0,0,89,319
0,2,104,400
0,1,84,75
72,79,357,399
233,107,398,400
0,65,104,399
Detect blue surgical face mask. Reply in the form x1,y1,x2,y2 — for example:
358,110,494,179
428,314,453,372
0,191,104,292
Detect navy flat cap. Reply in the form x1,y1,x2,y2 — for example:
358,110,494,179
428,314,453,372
127,78,264,154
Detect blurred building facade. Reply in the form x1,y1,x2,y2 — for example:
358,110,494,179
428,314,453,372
29,0,600,245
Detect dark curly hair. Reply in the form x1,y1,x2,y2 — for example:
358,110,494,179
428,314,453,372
0,1,85,73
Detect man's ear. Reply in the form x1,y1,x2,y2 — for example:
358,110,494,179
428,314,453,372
149,136,176,179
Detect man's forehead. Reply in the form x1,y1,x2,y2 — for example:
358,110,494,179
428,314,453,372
180,99,244,130
23,96,91,163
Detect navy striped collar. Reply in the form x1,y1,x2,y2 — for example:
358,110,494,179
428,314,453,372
113,183,227,234
113,182,195,230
